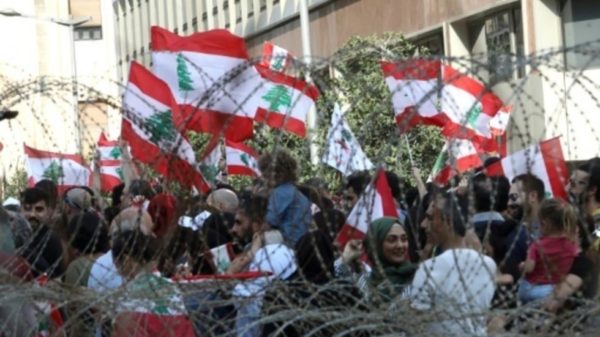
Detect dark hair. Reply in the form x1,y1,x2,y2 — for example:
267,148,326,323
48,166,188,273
35,180,58,208
344,171,371,197
111,183,126,208
21,187,50,207
68,211,109,255
580,157,600,203
238,194,268,224
112,230,157,265
258,149,298,185
437,191,467,237
298,185,333,212
471,174,510,213
313,209,346,242
295,230,335,284
512,173,545,202
127,179,155,199
384,171,402,200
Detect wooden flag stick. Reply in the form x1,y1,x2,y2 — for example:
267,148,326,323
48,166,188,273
404,135,415,167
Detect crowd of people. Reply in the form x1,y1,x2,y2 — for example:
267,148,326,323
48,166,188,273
1,147,600,337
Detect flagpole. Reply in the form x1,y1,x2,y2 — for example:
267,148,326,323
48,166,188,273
299,0,319,165
404,135,415,167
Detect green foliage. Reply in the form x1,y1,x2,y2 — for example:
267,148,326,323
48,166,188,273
313,32,444,186
2,167,27,199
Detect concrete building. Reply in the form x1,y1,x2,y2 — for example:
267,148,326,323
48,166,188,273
112,0,600,161
0,0,119,185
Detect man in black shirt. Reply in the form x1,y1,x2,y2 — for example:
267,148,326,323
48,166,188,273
19,187,65,278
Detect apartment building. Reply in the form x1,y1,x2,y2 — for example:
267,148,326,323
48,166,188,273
113,0,600,160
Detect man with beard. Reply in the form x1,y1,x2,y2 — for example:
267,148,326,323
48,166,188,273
507,174,545,240
569,158,600,231
19,187,65,278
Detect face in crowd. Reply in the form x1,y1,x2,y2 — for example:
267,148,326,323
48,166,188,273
381,223,409,264
567,169,590,204
421,193,447,246
22,199,52,227
507,180,526,221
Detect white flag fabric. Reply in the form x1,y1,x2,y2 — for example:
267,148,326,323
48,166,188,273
261,41,292,72
322,103,374,176
24,144,90,194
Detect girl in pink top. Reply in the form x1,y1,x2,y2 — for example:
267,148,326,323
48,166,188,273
518,198,579,303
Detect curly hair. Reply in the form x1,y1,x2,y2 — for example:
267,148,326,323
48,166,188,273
258,148,298,186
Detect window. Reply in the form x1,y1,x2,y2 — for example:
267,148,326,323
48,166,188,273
469,7,524,83
561,0,600,69
75,26,103,41
413,32,444,56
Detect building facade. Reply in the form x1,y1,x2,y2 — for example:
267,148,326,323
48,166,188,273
0,0,119,187
112,0,600,161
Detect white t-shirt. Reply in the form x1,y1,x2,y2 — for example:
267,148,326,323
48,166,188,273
410,249,497,337
87,250,124,292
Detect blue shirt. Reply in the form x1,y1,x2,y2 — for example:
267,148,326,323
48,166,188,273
266,183,312,246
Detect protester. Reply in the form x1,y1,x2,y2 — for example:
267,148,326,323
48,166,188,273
258,149,311,246
340,171,371,214
411,190,497,337
508,174,545,239
19,187,65,278
121,179,155,210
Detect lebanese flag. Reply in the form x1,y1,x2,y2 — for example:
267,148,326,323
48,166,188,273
261,41,292,72
112,273,195,337
198,137,223,184
487,105,511,157
121,62,211,193
440,65,504,149
24,144,90,194
151,26,256,142
430,139,484,185
253,64,319,137
336,169,398,248
207,242,236,274
98,159,123,192
225,140,260,177
485,137,569,199
97,132,121,160
381,59,446,132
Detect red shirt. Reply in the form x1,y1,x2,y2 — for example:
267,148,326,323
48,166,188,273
526,236,578,284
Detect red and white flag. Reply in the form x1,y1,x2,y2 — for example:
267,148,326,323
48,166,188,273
430,139,484,185
253,64,319,137
97,132,121,160
381,59,445,132
485,137,569,199
112,273,195,337
121,61,211,193
225,140,260,177
208,242,236,274
336,169,398,248
261,41,292,72
487,105,511,157
440,65,504,149
98,159,123,192
151,26,256,142
24,144,90,194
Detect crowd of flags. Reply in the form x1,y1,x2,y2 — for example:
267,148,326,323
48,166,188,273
22,26,568,212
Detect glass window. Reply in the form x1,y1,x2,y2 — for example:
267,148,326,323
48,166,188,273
413,32,444,56
74,26,103,41
561,0,600,69
469,7,524,83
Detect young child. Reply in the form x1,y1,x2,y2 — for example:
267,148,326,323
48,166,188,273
518,198,579,303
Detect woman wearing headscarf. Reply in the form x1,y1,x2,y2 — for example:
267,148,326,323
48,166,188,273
335,217,417,302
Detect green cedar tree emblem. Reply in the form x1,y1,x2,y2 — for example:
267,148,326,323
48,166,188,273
145,110,177,145
115,167,124,181
42,161,64,183
177,53,194,92
261,85,292,112
109,146,122,159
271,55,285,71
199,164,219,183
466,105,482,129
432,149,449,175
240,153,251,167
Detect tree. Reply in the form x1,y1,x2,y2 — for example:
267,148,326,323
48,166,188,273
262,85,292,112
42,161,65,184
177,53,194,92
145,110,177,145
